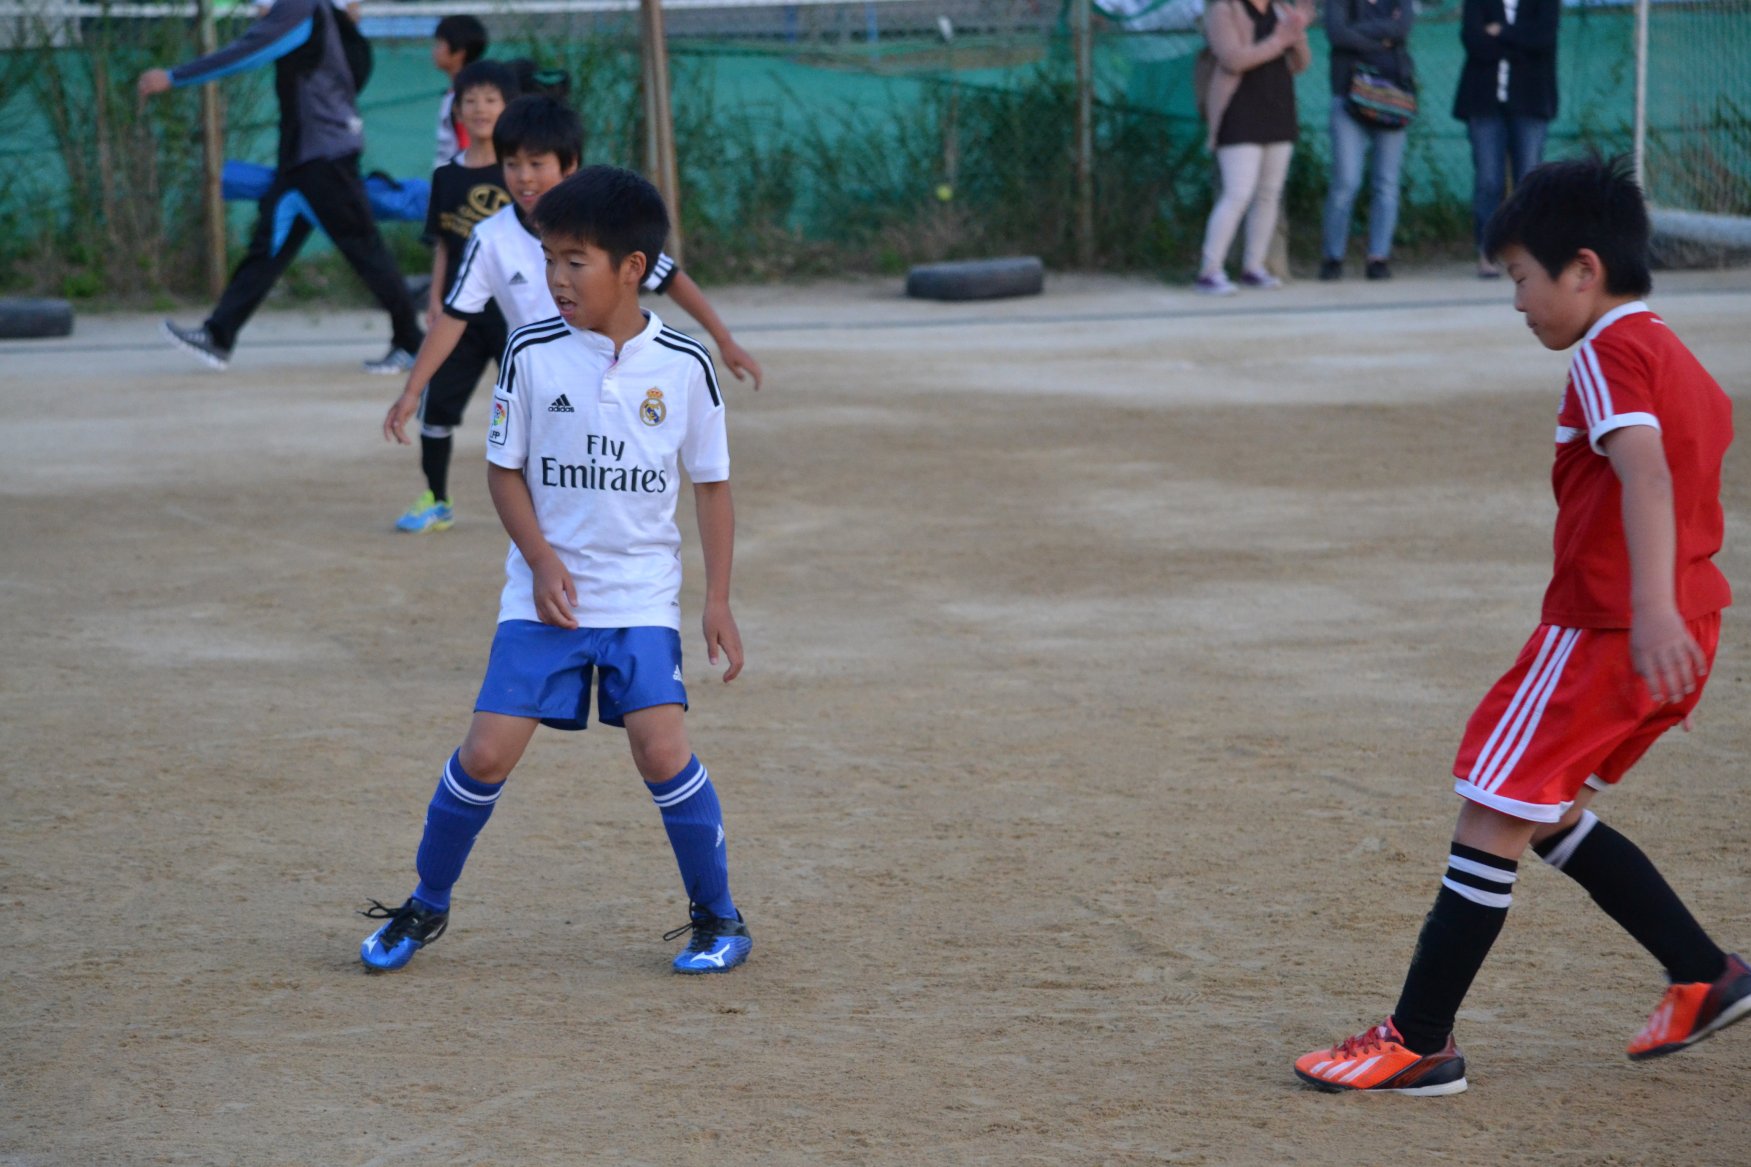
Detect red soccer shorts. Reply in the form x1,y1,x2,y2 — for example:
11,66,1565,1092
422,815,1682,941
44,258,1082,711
1452,613,1721,822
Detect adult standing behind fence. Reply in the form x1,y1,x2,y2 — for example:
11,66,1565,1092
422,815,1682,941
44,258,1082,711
1320,0,1414,281
138,0,425,372
1195,0,1315,295
1452,0,1559,278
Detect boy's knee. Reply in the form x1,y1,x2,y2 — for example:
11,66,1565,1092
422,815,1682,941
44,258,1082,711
456,741,516,785
625,711,692,783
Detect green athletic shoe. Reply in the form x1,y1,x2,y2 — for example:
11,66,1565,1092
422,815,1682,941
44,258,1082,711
395,490,454,533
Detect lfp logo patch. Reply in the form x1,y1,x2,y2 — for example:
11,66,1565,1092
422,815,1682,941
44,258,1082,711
488,396,509,446
640,388,666,427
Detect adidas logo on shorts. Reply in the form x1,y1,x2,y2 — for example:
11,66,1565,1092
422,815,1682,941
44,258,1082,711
508,271,529,285
547,394,574,413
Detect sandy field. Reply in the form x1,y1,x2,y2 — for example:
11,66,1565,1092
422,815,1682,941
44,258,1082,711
4,268,1750,1166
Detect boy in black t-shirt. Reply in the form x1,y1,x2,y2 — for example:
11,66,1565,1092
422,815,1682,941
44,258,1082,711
394,59,519,533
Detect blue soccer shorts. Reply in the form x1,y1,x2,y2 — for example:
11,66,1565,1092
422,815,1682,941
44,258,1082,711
475,621,688,730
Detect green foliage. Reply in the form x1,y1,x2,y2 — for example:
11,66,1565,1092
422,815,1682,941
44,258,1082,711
1,11,269,300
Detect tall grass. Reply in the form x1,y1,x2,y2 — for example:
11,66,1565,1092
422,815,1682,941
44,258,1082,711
0,11,266,299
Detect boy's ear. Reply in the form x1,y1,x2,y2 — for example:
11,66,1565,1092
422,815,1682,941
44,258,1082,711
1571,247,1605,292
620,250,649,286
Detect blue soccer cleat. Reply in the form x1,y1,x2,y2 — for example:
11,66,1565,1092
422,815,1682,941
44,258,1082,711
664,904,752,974
359,897,449,972
394,490,454,533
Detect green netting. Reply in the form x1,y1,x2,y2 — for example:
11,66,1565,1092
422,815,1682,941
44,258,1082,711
0,3,1744,294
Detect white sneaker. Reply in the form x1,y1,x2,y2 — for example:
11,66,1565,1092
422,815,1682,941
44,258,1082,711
363,348,416,375
1193,272,1237,296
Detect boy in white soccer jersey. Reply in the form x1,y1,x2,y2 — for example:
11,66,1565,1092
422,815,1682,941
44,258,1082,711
360,164,752,975
384,95,762,533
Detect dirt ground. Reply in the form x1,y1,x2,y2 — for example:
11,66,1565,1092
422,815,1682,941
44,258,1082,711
4,268,1750,1166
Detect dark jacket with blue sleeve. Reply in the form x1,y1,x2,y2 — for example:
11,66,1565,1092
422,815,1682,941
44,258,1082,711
168,0,363,169
1325,0,1414,95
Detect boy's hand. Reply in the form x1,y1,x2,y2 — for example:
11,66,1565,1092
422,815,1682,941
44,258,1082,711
531,559,579,629
703,599,743,682
717,338,763,391
1630,607,1707,705
137,69,172,98
383,381,422,444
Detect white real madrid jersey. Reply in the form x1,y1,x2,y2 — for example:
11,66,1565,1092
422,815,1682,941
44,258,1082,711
486,309,727,631
444,204,678,332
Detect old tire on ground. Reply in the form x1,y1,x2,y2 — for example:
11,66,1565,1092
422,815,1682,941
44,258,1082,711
905,257,1044,302
0,298,74,339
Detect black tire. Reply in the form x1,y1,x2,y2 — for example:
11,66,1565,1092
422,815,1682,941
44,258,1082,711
0,298,73,339
905,256,1044,302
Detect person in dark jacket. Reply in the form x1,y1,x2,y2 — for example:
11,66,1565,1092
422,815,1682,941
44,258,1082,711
1321,0,1414,281
1451,0,1560,276
138,0,424,371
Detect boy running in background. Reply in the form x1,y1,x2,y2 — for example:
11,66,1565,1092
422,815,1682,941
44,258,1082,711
392,58,519,533
360,165,752,975
383,95,762,532
139,0,423,373
431,15,488,170
1295,156,1748,1095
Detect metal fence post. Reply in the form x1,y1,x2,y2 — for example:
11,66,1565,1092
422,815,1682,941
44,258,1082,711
641,0,684,263
1073,0,1094,268
198,0,225,298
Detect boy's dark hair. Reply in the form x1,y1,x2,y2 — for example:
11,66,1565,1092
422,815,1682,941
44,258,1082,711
532,165,669,277
492,95,583,171
1482,154,1653,297
434,15,488,64
452,59,519,105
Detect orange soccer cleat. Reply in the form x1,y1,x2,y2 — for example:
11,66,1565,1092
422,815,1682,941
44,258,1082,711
1294,1018,1469,1095
1628,952,1751,1061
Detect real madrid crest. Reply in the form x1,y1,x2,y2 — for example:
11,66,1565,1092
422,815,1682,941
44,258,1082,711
640,388,666,426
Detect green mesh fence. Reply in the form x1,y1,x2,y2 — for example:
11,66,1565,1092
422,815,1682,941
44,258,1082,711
0,1,1743,295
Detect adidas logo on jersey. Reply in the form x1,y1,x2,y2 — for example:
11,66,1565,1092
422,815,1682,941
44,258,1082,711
547,395,574,413
508,271,529,286
672,665,684,682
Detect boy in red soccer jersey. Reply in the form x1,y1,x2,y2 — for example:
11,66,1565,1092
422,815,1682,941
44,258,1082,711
1294,156,1749,1095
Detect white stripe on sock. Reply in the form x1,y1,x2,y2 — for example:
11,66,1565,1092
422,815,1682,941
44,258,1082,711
651,762,708,808
1540,809,1600,871
1442,876,1514,909
1446,854,1518,886
443,757,502,806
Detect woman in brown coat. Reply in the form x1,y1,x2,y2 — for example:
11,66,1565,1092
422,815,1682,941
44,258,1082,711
1196,0,1315,294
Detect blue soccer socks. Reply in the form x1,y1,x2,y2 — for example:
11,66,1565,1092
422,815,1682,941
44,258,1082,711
412,750,504,913
648,756,737,922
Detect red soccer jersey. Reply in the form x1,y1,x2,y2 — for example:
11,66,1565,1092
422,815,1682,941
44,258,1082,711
1542,302,1733,628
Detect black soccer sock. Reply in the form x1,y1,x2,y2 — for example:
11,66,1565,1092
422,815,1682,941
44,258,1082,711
1534,810,1727,984
420,431,453,502
1391,844,1518,1055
